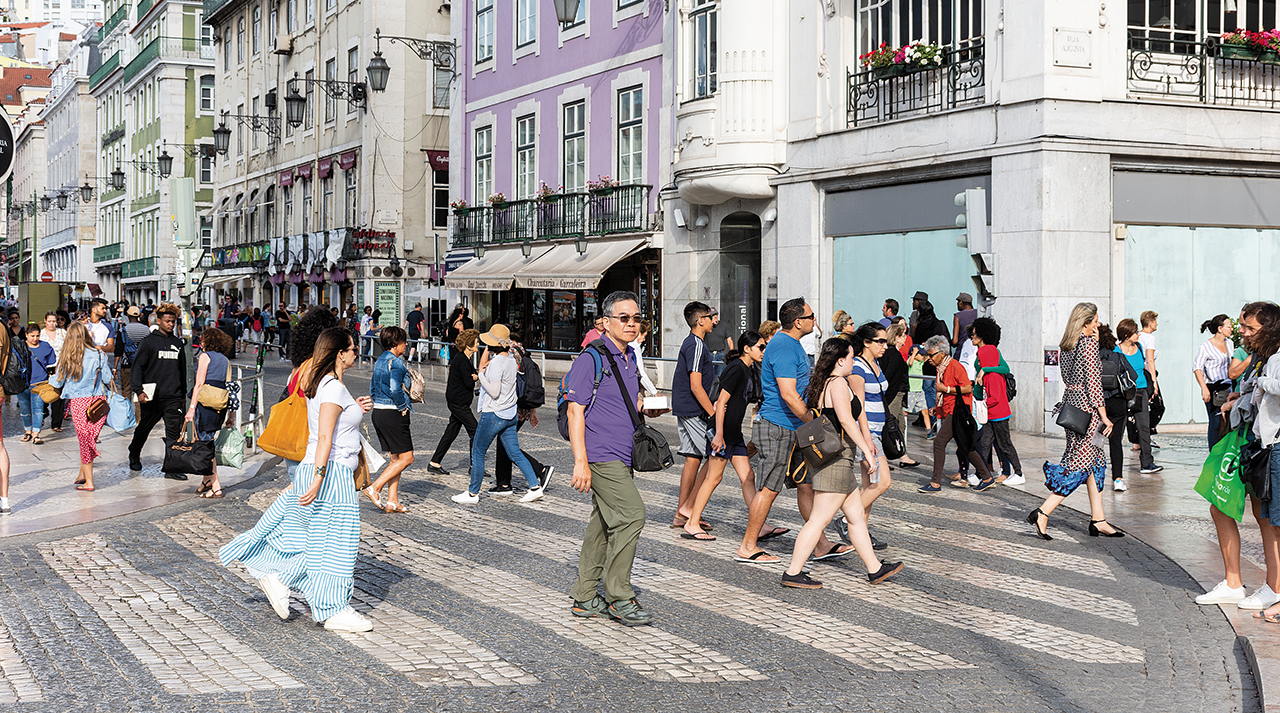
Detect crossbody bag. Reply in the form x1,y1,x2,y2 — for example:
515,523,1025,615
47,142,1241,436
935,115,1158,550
596,346,674,472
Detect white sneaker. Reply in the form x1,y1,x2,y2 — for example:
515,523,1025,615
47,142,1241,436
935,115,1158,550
1238,584,1280,610
257,573,290,619
519,486,545,503
0,497,9,514
1196,580,1247,605
451,491,479,505
323,607,373,632
966,473,979,487
1113,478,1127,492
1001,474,1026,486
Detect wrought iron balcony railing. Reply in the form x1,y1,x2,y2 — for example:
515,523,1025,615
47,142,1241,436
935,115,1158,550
846,40,985,128
121,37,214,85
1127,37,1280,109
100,4,127,40
451,185,652,247
122,256,157,278
89,51,119,90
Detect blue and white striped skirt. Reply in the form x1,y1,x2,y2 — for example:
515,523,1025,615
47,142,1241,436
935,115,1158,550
219,460,360,622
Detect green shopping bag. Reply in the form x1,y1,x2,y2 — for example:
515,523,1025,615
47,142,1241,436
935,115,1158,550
215,428,245,469
1194,427,1248,522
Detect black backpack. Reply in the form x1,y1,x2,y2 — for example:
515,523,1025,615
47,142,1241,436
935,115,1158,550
3,343,30,396
1003,370,1017,401
516,352,546,409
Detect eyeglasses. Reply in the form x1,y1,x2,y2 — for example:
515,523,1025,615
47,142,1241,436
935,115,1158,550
608,314,643,324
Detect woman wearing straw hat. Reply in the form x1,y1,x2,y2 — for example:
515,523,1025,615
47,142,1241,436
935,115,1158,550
451,324,546,505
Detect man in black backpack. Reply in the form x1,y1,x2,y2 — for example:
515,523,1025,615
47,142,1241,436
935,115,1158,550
492,336,553,494
128,304,188,476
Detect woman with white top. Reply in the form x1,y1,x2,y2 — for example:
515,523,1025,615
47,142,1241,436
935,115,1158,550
847,323,892,517
220,327,375,633
40,311,67,433
630,319,659,395
451,324,545,505
1195,314,1235,448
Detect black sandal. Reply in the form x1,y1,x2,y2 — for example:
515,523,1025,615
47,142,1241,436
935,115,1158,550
1026,508,1052,541
196,477,214,495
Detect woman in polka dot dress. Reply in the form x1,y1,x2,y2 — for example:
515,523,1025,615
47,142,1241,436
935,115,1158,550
1027,303,1124,540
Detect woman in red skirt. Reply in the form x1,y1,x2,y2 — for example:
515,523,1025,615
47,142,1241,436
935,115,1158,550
49,322,113,490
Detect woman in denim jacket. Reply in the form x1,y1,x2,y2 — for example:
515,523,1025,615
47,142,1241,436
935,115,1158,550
368,326,415,512
49,322,113,491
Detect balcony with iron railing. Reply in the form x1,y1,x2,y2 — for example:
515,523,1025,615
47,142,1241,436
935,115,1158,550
136,0,153,20
99,4,128,40
93,243,122,263
846,40,985,127
122,256,157,278
1127,36,1280,108
89,51,120,90
121,37,214,85
451,185,652,247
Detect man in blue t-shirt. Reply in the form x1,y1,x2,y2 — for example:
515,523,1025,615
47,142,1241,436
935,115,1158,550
671,301,716,531
736,297,853,565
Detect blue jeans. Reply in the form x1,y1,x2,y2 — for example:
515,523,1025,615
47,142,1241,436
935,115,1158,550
469,412,540,494
922,380,937,409
18,389,42,432
1206,400,1226,449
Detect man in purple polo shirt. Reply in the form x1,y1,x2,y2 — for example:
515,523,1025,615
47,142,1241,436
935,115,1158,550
567,290,666,627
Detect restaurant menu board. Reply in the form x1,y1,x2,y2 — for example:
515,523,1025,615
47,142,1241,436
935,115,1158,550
374,281,401,329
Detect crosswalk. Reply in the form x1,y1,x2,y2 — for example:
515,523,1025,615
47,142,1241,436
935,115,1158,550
0,458,1155,702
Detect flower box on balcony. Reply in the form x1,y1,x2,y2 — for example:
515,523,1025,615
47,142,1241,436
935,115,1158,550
589,187,616,197
1220,44,1260,60
539,194,562,203
490,201,509,210
1262,48,1280,63
453,207,473,216
871,64,911,79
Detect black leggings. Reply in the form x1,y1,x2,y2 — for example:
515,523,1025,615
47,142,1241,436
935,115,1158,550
431,401,478,466
1106,397,1128,480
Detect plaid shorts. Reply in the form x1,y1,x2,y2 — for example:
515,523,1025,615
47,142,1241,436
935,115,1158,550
751,419,796,493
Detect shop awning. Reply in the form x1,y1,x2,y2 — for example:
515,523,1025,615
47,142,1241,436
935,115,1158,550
443,245,553,291
512,238,648,290
202,275,243,286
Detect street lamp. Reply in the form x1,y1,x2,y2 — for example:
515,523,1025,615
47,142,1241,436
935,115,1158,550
284,85,306,128
39,195,50,212
56,193,68,210
80,182,94,203
157,150,173,179
575,235,588,255
212,120,232,155
474,243,485,259
520,240,531,258
553,0,581,23
366,50,390,92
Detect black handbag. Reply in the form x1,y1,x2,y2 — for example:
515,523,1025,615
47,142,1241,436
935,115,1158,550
164,423,216,476
795,410,846,470
881,411,906,460
1056,402,1093,436
598,347,673,472
1241,428,1279,502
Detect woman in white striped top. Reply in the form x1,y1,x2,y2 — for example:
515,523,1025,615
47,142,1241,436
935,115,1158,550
1194,314,1234,447
846,322,893,544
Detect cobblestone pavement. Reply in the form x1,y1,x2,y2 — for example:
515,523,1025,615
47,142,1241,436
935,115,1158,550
0,355,1260,712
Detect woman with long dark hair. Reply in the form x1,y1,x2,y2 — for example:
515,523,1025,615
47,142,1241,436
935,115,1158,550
912,301,949,431
781,338,902,589
1195,313,1235,448
1027,303,1123,540
1204,302,1280,612
429,329,480,475
681,331,787,542
1098,324,1138,492
221,327,374,632
49,322,112,491
1116,318,1159,474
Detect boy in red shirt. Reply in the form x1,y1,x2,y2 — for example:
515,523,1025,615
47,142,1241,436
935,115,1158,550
977,345,1023,484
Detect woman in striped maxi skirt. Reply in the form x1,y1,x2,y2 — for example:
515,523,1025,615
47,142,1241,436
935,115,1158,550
220,327,374,632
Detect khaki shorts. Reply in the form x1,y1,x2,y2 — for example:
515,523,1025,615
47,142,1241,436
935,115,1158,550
677,416,711,459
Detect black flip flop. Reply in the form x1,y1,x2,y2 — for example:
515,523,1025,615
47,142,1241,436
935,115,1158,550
812,545,855,561
758,527,791,542
680,532,716,541
734,551,780,565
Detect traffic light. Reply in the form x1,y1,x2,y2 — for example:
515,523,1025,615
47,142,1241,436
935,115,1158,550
955,188,995,308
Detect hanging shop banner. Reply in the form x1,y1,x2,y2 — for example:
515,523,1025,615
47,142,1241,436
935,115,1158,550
426,150,448,172
0,118,14,185
374,280,401,328
212,242,270,267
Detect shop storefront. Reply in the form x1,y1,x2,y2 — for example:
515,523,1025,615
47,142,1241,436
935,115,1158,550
444,240,661,354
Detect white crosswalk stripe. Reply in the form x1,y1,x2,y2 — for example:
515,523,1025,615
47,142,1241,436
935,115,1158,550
877,494,1080,543
395,494,973,672
0,620,43,703
244,489,764,683
504,484,1144,664
156,510,539,688
39,534,303,695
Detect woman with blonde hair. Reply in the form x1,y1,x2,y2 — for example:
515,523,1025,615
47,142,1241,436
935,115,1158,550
1027,302,1123,540
49,322,113,491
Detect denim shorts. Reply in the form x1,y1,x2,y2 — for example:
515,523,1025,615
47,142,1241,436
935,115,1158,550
923,380,937,409
1261,446,1280,521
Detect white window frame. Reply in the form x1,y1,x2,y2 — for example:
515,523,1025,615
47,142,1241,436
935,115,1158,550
324,58,336,123
474,125,493,203
690,0,717,100
516,0,536,48
616,86,643,185
301,178,312,234
321,175,333,230
562,99,585,192
345,164,358,226
475,0,494,64
237,16,244,63
199,74,214,112
251,5,260,54
347,47,359,114
515,114,536,199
